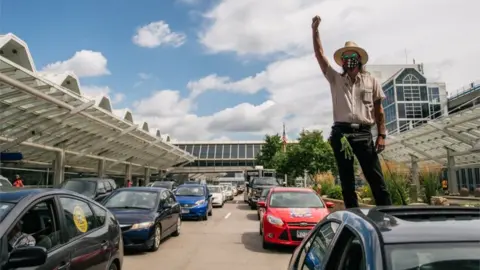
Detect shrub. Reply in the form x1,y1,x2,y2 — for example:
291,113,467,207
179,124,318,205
420,171,441,205
326,185,343,200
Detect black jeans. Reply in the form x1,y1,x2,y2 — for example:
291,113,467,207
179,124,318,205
329,124,392,208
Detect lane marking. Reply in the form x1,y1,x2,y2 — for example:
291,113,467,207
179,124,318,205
224,212,231,219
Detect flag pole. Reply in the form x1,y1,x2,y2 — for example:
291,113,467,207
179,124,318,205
282,123,287,186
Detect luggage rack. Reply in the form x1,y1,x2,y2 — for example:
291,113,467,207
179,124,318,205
371,206,480,221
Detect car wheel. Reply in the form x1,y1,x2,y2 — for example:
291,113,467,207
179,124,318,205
250,204,256,210
262,238,272,250
208,207,213,216
108,262,118,270
259,224,263,235
202,212,208,221
172,217,181,237
149,224,161,251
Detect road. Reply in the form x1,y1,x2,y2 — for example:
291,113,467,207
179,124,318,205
122,196,293,270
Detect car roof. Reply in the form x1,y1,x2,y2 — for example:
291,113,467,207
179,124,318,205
339,206,480,244
0,188,92,203
116,187,166,192
178,184,204,188
271,187,313,192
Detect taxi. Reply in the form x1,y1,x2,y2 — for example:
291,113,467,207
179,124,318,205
0,188,123,270
258,187,334,249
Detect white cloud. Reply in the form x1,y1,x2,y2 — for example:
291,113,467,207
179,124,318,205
82,85,124,104
41,50,110,77
133,21,186,48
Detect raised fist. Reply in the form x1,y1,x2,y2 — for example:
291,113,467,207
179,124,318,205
311,16,321,29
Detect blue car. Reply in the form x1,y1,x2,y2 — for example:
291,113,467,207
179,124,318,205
175,184,213,220
102,187,181,251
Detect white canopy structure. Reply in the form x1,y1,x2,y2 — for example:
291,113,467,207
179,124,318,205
383,106,480,169
0,33,195,182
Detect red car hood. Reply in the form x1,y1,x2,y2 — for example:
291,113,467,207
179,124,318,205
268,207,329,223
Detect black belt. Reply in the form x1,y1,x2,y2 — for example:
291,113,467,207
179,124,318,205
333,122,372,131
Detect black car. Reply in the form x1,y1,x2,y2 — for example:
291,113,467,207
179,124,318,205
288,206,480,270
102,187,181,251
149,181,178,191
60,178,116,202
247,177,282,209
0,188,123,270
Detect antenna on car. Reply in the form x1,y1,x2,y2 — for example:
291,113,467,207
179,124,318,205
380,154,408,206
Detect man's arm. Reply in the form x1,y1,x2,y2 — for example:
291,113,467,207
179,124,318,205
311,16,330,77
374,101,386,135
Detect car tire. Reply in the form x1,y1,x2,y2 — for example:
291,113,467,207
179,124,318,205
259,224,263,235
171,217,181,237
108,262,118,270
262,238,272,250
149,224,161,252
208,207,212,216
250,204,256,210
202,212,208,221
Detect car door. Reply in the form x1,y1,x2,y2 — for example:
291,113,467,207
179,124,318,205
58,196,109,270
1,196,71,270
166,191,180,232
157,192,171,234
292,220,341,270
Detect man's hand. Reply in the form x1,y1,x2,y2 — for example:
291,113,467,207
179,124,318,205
375,136,385,154
312,15,321,30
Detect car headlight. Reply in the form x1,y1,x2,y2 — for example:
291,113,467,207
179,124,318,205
195,200,205,205
131,221,154,230
267,215,284,226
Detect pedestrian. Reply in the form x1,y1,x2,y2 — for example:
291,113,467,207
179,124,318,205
12,174,24,188
311,15,392,208
126,179,132,187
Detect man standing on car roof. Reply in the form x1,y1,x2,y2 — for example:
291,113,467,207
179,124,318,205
311,15,392,208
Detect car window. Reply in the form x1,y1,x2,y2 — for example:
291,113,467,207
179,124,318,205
270,191,325,208
297,221,340,270
59,197,97,241
109,180,117,190
7,198,62,252
104,190,158,209
90,204,107,226
61,180,96,197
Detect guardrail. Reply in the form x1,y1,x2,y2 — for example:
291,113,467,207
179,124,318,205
448,80,480,99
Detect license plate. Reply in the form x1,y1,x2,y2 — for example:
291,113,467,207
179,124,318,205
296,230,308,238
181,209,189,214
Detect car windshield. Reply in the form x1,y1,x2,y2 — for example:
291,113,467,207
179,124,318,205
208,186,222,193
152,182,172,188
176,186,205,196
260,188,272,197
104,190,158,209
386,242,480,270
0,202,14,222
224,185,232,191
0,178,12,187
269,191,324,208
253,177,278,185
61,180,96,197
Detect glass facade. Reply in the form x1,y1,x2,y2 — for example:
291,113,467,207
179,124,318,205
383,68,443,135
173,143,264,167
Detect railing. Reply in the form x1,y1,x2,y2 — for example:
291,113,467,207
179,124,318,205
448,80,480,99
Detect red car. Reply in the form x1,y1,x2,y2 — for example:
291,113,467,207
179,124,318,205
258,187,334,249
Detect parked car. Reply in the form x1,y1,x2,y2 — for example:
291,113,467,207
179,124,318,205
60,178,115,202
175,184,212,220
258,187,334,249
288,206,480,270
0,188,123,270
102,187,181,251
0,175,12,188
148,181,178,191
221,185,234,201
256,187,273,220
207,185,225,207
248,177,282,209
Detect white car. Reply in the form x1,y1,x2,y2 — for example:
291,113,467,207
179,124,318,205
232,186,238,196
222,185,234,200
208,185,225,207
0,175,11,188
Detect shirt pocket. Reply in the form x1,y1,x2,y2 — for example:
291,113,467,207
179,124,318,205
362,88,373,104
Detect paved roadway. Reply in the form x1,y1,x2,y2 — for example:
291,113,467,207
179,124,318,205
123,195,293,270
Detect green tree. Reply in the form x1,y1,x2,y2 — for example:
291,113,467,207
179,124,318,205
256,134,283,168
287,130,337,179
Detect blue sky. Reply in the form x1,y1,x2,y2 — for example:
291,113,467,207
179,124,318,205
1,0,478,141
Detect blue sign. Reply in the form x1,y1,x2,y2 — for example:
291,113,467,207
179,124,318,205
0,152,23,161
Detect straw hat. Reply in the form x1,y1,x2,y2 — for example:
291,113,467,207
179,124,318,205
333,41,369,66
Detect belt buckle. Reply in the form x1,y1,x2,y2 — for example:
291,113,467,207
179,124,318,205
351,123,360,129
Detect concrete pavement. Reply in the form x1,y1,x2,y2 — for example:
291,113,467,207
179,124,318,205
123,196,293,270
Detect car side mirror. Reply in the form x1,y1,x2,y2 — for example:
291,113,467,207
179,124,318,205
8,246,47,269
208,194,212,198
326,201,335,209
257,201,266,208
